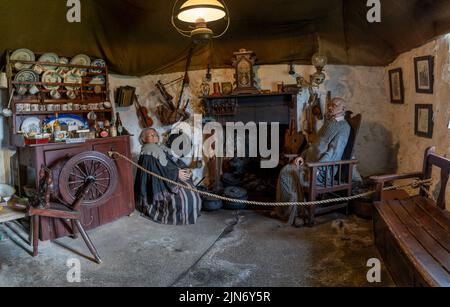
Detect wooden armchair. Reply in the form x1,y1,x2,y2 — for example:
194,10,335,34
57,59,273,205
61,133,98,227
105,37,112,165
289,113,362,226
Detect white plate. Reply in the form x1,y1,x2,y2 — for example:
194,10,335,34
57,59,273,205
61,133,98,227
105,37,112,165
64,71,82,90
38,53,60,70
42,70,62,90
21,117,41,134
11,48,35,71
71,54,91,67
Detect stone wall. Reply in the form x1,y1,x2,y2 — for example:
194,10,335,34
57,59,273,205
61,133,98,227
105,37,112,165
385,35,450,209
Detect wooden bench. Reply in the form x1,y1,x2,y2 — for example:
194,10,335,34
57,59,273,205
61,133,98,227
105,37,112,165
371,147,450,287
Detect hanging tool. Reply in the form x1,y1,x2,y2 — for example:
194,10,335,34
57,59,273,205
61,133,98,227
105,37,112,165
176,47,194,110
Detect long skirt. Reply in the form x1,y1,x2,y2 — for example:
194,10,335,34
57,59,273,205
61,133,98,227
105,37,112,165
137,186,202,225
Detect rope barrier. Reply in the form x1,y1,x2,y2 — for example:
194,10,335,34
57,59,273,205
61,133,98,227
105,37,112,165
108,151,433,207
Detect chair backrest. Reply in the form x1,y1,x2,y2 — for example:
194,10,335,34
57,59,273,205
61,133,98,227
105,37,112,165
343,112,362,161
336,112,362,181
422,147,450,210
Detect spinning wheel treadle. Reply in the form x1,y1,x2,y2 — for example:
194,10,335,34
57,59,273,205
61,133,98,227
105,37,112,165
58,151,118,206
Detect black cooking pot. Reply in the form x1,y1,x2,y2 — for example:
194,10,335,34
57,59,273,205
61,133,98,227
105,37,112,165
223,186,248,210
197,186,223,212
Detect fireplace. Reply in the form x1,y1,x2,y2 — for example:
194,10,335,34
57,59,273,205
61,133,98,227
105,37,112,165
202,92,298,201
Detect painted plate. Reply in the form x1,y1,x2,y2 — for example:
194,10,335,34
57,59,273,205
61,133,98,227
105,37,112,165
42,70,62,90
11,48,35,71
56,66,71,78
71,54,91,67
91,59,106,73
38,53,60,70
21,117,41,134
45,114,88,128
14,69,39,89
89,75,105,85
64,70,82,90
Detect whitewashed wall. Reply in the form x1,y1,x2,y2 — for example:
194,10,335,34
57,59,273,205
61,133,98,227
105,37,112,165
385,35,450,209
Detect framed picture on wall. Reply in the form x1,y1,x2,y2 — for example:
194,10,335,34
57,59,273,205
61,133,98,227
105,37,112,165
415,104,434,138
388,68,404,104
414,56,434,94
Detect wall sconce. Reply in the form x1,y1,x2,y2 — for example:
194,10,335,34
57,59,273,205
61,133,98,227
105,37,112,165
171,0,230,44
297,52,328,88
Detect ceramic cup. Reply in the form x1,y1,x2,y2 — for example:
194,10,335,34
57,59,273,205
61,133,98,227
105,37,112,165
47,104,54,111
81,104,88,111
67,90,77,100
17,86,27,95
31,104,39,112
16,104,23,112
50,90,61,99
23,103,31,112
73,104,80,111
59,57,69,64
88,103,96,110
103,101,112,109
67,103,73,111
53,104,61,111
39,105,46,112
33,64,44,75
29,85,40,95
61,104,69,111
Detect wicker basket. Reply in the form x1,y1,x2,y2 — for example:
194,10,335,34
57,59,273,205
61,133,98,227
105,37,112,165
157,105,190,126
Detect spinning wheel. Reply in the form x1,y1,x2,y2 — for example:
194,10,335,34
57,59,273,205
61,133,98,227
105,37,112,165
58,152,118,207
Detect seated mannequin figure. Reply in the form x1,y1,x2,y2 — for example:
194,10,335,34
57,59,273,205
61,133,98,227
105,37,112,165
273,97,351,219
134,128,202,225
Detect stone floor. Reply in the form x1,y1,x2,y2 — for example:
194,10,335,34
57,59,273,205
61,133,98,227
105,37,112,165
0,210,394,287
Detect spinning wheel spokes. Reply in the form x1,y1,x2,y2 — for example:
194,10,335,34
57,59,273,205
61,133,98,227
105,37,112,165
59,152,118,207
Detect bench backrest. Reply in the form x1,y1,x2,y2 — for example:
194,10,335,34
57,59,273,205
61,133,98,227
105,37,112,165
422,147,450,210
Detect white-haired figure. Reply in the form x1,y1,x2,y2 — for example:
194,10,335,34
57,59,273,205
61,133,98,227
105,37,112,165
274,98,351,220
134,128,202,225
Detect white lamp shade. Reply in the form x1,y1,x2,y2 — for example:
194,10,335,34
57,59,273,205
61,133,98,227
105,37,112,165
177,0,226,23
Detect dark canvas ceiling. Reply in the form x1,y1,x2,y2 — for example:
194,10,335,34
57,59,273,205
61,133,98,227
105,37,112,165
0,0,449,76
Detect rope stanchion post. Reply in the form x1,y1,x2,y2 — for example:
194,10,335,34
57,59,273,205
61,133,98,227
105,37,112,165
108,151,434,207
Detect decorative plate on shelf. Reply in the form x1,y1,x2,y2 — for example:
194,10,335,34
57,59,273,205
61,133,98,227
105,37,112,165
14,69,39,89
89,75,105,85
21,117,41,134
45,114,88,129
10,48,35,71
56,66,71,78
38,53,60,70
71,54,91,67
64,71,82,90
42,70,62,90
91,59,106,73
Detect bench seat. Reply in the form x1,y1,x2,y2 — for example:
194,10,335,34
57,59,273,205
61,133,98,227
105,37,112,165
374,196,450,287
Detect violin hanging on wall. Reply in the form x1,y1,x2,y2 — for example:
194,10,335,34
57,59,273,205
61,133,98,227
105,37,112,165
134,94,153,128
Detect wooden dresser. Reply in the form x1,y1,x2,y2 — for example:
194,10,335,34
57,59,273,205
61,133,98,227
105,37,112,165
16,135,135,241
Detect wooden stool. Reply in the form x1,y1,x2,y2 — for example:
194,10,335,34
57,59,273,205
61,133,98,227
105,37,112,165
28,167,102,264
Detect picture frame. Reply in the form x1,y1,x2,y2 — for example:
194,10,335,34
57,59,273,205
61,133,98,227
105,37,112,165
221,82,233,95
414,56,434,94
388,68,404,104
415,104,434,138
